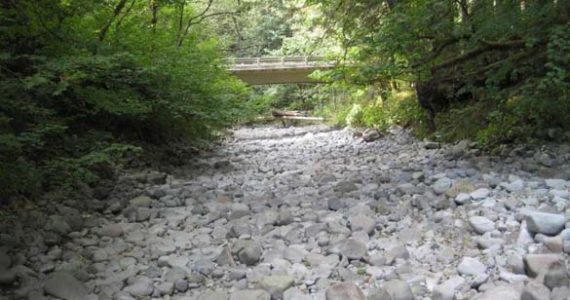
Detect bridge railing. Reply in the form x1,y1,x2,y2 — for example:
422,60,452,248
225,56,330,67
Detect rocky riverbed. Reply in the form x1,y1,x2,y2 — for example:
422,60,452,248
1,125,570,300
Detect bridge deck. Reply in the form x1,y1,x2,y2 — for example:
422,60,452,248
226,56,335,84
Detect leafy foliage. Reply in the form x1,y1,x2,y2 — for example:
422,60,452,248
0,0,250,201
310,0,570,145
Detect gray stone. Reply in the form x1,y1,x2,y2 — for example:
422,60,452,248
164,266,188,282
135,207,151,222
470,188,490,200
230,203,250,220
455,193,471,205
283,287,312,300
433,178,452,195
199,291,229,300
468,216,495,234
155,282,174,296
457,257,486,277
525,212,566,235
551,287,570,300
276,210,294,226
174,279,188,292
507,253,525,274
386,244,409,265
349,215,376,235
194,259,215,275
335,181,358,193
432,276,465,300
521,281,550,300
363,129,381,142
0,251,10,270
259,275,294,299
238,241,262,266
44,272,88,300
216,246,236,267
325,282,366,300
124,277,153,297
58,206,83,231
98,224,123,237
0,269,16,285
328,198,344,211
130,195,152,208
91,249,108,262
424,141,440,149
383,279,414,300
45,215,71,235
543,235,563,252
524,254,563,277
545,179,568,190
339,239,367,260
544,261,569,289
229,289,271,300
472,285,520,300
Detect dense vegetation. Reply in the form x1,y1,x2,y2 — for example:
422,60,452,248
314,0,570,145
0,0,250,201
1,0,568,201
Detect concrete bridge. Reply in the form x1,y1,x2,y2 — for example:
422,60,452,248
226,56,335,85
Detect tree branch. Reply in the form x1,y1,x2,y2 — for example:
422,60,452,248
99,0,129,42
177,1,236,47
432,39,528,71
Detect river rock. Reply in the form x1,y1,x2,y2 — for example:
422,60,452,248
472,285,520,300
524,254,563,277
0,250,10,270
433,178,452,194
348,215,376,235
124,277,154,297
469,216,495,234
259,275,294,299
382,279,414,300
544,261,569,289
339,239,367,260
130,195,152,208
525,212,566,235
432,276,465,300
362,129,381,142
325,282,365,300
458,257,486,277
238,241,262,266
521,281,550,300
199,291,229,300
44,272,88,300
229,289,271,300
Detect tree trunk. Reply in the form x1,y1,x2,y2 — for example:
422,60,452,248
98,0,129,42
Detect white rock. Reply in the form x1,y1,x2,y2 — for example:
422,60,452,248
457,257,487,277
469,216,495,234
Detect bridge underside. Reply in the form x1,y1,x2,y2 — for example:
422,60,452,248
230,67,331,85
